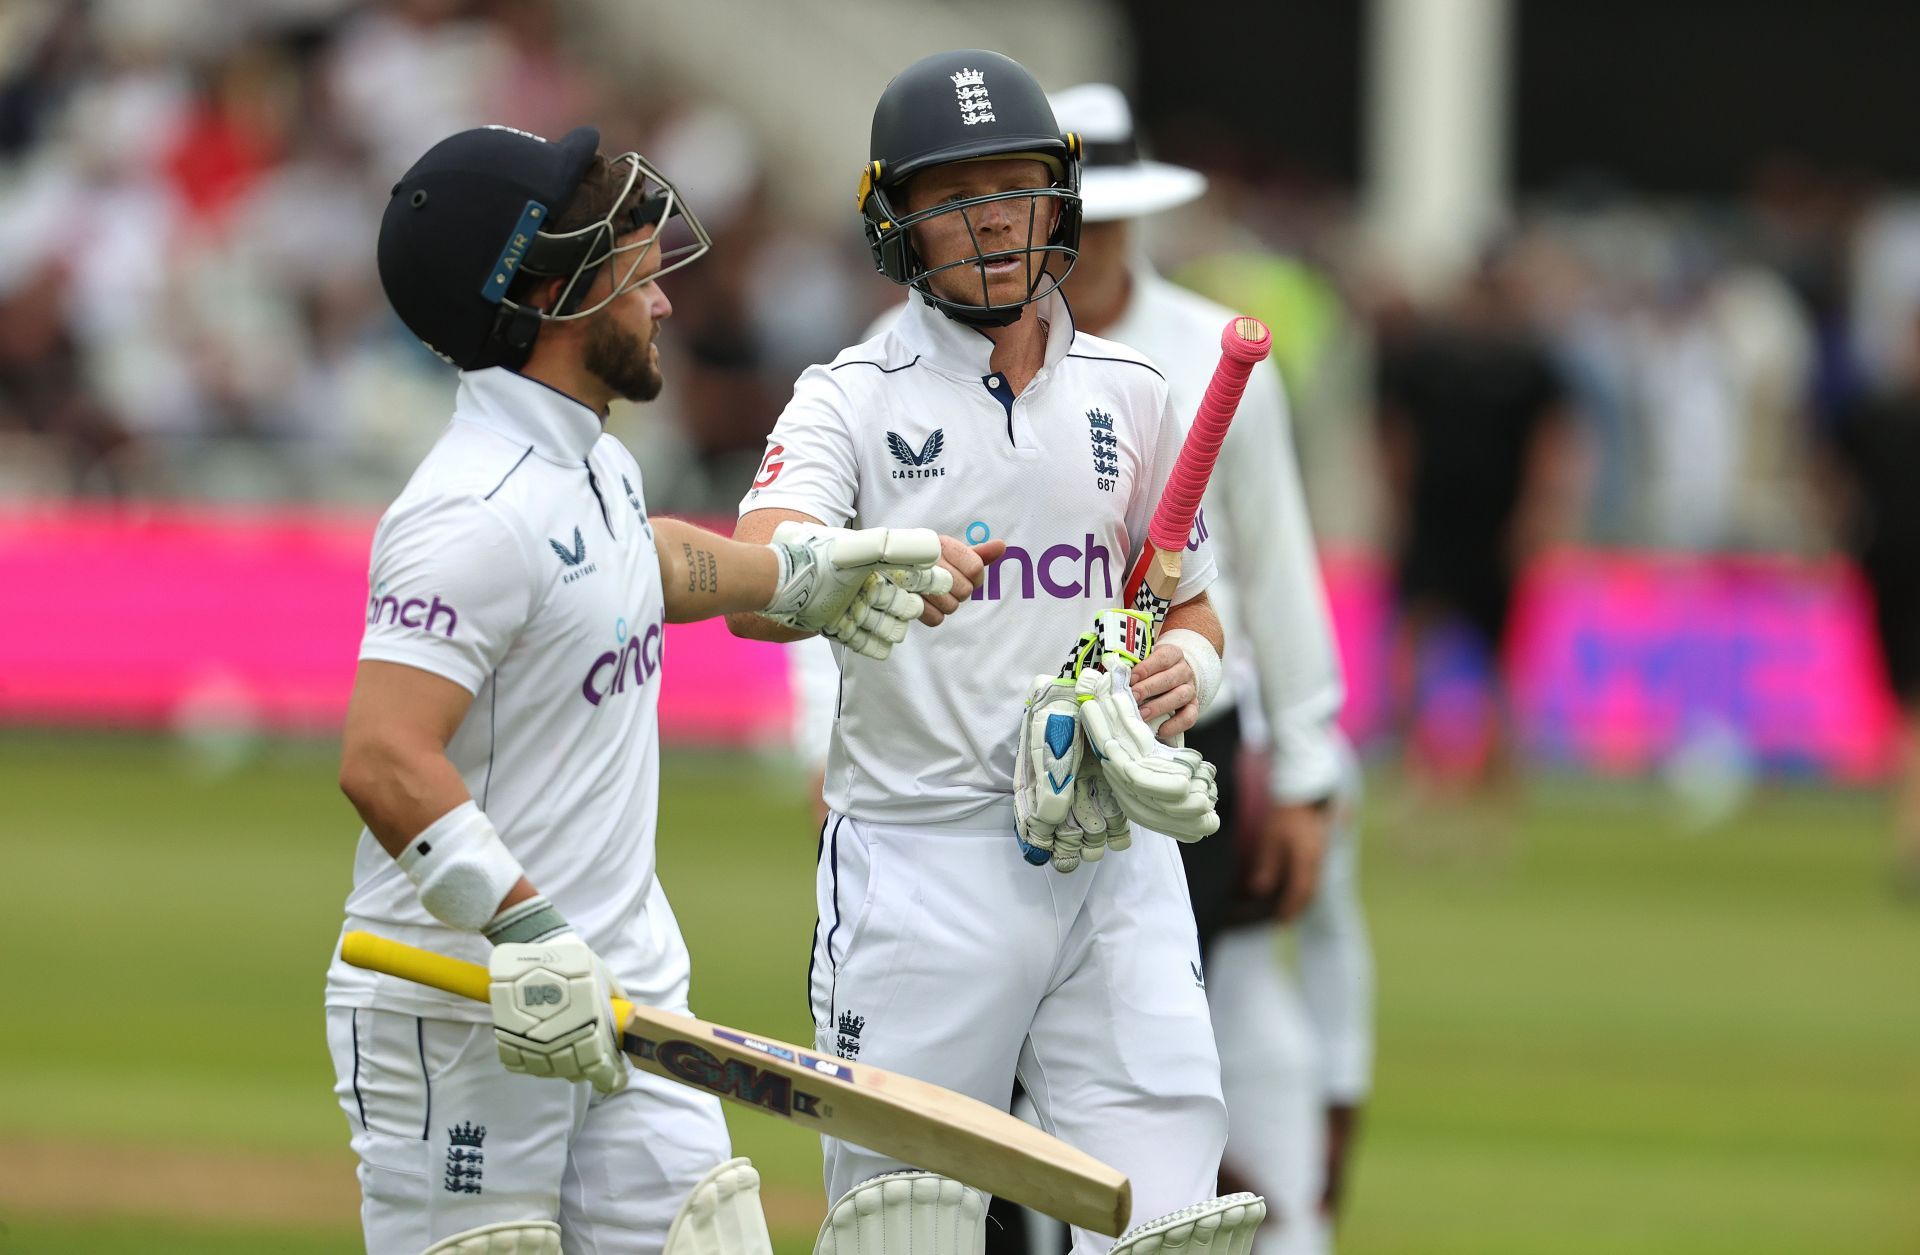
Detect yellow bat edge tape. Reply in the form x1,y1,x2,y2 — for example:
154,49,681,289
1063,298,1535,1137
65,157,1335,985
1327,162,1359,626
340,930,636,1025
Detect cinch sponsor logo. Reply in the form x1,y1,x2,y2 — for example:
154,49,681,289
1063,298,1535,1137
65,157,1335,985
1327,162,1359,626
366,582,459,637
962,522,1114,602
581,612,665,706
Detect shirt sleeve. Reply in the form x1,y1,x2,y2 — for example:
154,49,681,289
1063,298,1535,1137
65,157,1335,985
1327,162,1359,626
358,494,536,694
737,365,861,526
1130,381,1219,605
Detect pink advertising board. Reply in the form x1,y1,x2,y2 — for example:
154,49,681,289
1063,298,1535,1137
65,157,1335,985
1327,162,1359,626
0,505,1900,777
0,503,793,744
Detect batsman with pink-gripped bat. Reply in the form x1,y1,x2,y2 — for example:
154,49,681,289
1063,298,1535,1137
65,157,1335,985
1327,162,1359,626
730,47,1266,1255
1015,316,1273,877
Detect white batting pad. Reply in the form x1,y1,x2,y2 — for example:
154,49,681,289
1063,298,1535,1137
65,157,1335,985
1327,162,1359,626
663,1157,774,1255
421,1220,561,1254
1110,1193,1266,1255
814,1171,986,1255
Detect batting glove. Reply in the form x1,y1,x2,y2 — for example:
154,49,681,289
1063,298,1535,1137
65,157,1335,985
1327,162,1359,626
763,521,953,660
1076,660,1220,842
1015,674,1085,870
488,931,630,1094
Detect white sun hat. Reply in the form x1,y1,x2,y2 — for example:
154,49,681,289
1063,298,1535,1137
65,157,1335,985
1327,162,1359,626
1049,83,1207,223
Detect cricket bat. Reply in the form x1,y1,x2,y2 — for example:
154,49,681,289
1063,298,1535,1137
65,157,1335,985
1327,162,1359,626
340,931,1132,1236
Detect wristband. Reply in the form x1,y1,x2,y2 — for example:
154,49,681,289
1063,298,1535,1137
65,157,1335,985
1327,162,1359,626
397,801,525,931
483,894,570,945
1157,628,1223,714
763,536,816,619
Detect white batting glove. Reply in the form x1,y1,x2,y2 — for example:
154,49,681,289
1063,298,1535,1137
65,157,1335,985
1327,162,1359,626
1015,673,1133,874
1076,660,1220,842
488,933,630,1094
1015,674,1085,870
764,522,953,660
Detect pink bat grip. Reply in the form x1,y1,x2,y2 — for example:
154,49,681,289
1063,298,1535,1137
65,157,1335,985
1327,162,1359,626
1146,317,1273,554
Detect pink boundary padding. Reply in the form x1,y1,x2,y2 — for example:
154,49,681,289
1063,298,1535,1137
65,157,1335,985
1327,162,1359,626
1503,548,1900,780
0,505,1901,776
0,502,793,744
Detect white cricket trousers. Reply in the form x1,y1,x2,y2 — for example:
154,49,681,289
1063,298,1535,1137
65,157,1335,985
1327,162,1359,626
325,1008,730,1254
811,808,1229,1254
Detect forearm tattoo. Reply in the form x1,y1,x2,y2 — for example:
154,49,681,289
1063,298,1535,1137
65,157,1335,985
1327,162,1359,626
683,543,718,595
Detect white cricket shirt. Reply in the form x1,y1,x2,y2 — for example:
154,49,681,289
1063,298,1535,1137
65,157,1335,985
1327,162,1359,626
326,367,680,1022
1104,268,1347,803
742,289,1218,824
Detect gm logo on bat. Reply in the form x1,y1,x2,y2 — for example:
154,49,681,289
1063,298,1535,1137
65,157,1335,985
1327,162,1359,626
623,1028,854,1120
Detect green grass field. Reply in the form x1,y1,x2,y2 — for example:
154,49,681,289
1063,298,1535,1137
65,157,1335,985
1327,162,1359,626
3,733,1915,1253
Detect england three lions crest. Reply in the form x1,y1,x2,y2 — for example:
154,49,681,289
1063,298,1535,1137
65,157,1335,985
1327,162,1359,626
951,68,995,126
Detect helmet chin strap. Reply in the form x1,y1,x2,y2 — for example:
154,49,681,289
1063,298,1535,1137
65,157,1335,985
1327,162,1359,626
921,289,1027,328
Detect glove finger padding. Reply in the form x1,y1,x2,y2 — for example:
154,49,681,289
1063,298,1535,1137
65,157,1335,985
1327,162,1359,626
887,564,956,598
827,575,926,660
1075,756,1131,854
1014,675,1083,868
824,526,941,572
1076,663,1220,842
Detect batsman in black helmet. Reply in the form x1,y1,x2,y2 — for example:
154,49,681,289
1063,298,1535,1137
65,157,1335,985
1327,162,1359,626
325,124,975,1255
733,51,1261,1255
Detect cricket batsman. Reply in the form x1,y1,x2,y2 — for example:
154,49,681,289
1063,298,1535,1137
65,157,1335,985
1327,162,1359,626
984,84,1376,1255
323,122,979,1255
732,50,1262,1255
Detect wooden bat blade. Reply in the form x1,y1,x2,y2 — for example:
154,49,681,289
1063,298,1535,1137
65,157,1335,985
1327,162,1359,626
339,931,1132,1236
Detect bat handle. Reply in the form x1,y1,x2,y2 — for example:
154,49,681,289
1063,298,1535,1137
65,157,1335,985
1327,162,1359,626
1145,317,1272,555
340,930,636,1027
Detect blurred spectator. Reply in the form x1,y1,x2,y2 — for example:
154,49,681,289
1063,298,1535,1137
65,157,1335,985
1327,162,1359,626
1824,307,1920,886
1374,251,1584,790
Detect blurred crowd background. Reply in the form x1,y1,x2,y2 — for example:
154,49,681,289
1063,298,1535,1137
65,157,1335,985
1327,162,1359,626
10,0,1920,545
10,0,1920,820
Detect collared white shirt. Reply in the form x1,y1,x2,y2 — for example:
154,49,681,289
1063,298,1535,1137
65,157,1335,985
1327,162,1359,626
743,290,1218,824
1105,268,1347,802
327,367,677,1022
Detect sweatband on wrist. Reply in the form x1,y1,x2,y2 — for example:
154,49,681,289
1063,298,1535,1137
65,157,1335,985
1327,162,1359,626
396,801,525,931
763,539,810,618
1158,628,1224,714
482,894,570,946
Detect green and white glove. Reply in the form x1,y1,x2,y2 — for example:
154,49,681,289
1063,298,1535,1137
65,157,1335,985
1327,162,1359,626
1016,664,1133,874
1071,609,1220,842
485,897,629,1094
1015,674,1084,870
764,521,952,660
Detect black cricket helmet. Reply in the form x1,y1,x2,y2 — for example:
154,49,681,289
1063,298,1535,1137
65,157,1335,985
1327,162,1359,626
378,125,711,371
858,49,1082,327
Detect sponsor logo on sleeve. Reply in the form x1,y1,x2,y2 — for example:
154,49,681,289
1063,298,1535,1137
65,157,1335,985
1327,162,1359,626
366,581,460,637
752,443,786,489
